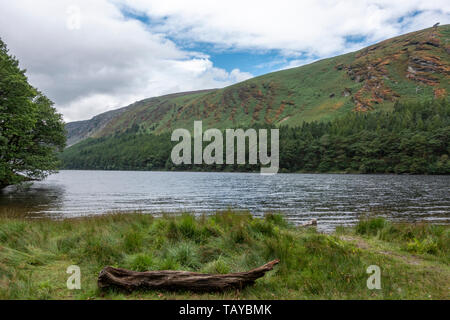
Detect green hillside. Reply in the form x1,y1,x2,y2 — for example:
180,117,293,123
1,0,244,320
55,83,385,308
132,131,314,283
66,25,450,143
61,26,450,174
61,100,450,174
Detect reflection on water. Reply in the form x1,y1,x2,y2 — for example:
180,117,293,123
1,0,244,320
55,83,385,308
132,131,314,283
1,170,449,231
0,184,66,217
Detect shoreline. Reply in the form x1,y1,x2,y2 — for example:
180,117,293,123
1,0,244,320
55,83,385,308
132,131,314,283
56,168,450,176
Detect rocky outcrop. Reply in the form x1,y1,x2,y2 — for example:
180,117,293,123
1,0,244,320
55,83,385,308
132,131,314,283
342,26,449,111
406,54,450,86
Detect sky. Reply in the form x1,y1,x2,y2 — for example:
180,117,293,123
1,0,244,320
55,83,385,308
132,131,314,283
0,1,449,122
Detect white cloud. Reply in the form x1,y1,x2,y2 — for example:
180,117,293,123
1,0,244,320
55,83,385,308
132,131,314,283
0,0,448,121
0,0,253,121
123,0,449,56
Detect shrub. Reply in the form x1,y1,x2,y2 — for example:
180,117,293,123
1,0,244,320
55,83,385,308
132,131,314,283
407,237,438,254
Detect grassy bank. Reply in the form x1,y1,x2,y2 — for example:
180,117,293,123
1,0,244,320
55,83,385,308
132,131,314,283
0,212,448,300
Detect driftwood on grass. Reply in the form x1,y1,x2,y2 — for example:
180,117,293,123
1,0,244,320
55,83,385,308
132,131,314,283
98,259,279,292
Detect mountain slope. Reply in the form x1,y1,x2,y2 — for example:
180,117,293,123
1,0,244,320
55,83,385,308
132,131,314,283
65,107,127,147
61,99,450,174
65,90,214,146
66,25,450,144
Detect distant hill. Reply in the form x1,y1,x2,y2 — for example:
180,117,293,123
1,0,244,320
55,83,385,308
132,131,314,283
65,107,127,147
66,25,450,145
65,90,215,146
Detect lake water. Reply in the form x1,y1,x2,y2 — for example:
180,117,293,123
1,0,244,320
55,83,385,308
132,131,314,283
1,170,449,231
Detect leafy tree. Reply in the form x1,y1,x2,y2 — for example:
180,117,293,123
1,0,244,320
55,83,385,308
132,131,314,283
0,38,66,189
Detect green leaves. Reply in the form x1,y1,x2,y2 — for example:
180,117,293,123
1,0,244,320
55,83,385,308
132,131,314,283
0,38,66,188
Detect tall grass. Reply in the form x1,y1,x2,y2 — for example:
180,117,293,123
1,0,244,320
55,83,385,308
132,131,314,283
0,212,448,299
356,218,449,259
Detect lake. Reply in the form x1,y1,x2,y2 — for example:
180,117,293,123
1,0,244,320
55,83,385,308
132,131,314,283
1,170,449,231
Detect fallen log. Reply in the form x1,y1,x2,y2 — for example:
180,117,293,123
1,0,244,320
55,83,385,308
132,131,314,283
98,259,279,293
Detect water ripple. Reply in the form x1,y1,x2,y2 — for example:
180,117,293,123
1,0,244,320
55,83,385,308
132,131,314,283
1,171,449,231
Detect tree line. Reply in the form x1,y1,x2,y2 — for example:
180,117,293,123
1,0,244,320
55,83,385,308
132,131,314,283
61,99,449,174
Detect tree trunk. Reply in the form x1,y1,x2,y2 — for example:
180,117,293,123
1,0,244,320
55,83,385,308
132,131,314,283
98,259,279,293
